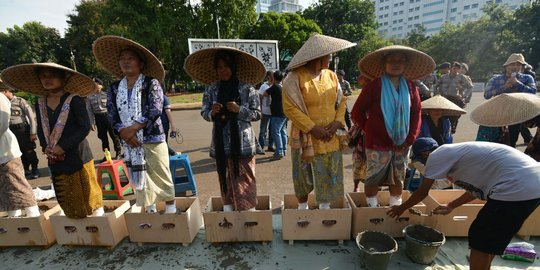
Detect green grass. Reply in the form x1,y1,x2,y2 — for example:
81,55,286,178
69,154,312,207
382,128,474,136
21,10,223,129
167,93,203,104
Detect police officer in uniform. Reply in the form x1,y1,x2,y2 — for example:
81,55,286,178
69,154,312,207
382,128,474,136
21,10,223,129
0,81,40,179
87,78,121,161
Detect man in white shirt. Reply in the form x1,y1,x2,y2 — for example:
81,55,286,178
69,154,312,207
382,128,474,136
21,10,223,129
258,71,274,153
388,137,540,270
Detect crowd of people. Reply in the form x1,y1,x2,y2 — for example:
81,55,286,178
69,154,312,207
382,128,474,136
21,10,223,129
1,32,540,269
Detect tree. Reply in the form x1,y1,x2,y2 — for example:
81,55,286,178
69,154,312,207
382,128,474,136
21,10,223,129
193,0,257,39
0,22,67,69
303,0,385,80
96,0,197,89
244,11,321,69
403,24,429,50
507,2,540,71
420,3,515,81
65,0,111,80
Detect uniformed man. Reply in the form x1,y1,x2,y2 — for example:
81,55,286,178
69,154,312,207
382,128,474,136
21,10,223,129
0,81,40,179
87,78,121,160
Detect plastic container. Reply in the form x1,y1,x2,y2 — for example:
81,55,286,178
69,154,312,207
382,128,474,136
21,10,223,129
403,224,446,264
356,231,398,270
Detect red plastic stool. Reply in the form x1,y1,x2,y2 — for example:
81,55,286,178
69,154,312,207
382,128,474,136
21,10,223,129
96,159,133,199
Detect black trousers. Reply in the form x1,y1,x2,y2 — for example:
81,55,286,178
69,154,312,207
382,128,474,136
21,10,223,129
10,123,38,171
508,123,523,148
94,113,121,152
443,95,466,134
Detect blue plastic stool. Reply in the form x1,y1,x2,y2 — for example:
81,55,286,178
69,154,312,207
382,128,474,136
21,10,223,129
169,154,197,195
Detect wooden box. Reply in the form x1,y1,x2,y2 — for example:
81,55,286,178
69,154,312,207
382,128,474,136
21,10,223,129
423,190,485,237
50,200,129,249
0,201,61,247
281,194,351,244
347,191,426,238
203,195,272,243
517,203,540,239
124,197,203,246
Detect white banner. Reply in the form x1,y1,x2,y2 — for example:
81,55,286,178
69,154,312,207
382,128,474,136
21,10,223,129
188,38,280,70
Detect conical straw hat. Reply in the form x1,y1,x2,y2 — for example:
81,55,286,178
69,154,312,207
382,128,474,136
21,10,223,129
287,34,357,70
470,93,540,127
184,46,266,85
358,45,435,80
93,35,165,81
0,63,95,97
0,79,8,90
421,95,466,115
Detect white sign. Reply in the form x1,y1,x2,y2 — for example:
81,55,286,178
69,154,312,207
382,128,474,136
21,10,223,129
188,38,280,70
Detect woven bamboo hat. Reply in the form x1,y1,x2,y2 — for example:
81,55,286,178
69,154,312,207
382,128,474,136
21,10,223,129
0,63,95,97
287,34,357,70
421,95,466,115
358,45,435,80
92,35,165,81
184,46,266,85
0,79,9,90
470,93,540,127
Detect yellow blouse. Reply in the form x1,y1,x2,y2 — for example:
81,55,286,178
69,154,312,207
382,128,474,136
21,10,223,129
283,67,346,155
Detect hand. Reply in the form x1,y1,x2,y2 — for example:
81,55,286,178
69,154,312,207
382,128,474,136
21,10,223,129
395,143,410,153
226,101,240,113
387,205,406,219
310,125,331,141
91,125,96,131
324,121,342,136
211,103,223,117
51,145,65,156
505,77,518,89
432,205,454,215
119,126,137,142
30,134,37,141
125,136,142,148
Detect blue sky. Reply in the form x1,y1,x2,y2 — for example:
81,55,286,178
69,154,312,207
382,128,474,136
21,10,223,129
0,0,317,36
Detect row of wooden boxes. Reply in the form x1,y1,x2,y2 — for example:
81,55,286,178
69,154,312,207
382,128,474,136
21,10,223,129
1,190,539,249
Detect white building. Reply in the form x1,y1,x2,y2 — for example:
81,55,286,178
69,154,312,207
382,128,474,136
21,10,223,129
257,0,303,13
256,0,272,13
373,0,531,38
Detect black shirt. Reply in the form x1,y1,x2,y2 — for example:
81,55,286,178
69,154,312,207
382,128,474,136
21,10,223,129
266,84,284,117
36,93,93,176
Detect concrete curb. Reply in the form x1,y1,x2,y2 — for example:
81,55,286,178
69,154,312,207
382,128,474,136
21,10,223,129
171,103,201,111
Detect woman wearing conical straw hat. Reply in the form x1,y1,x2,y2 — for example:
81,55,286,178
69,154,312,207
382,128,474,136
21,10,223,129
419,95,466,146
282,34,355,210
351,45,435,207
93,36,175,213
0,79,40,218
184,46,265,212
1,63,104,218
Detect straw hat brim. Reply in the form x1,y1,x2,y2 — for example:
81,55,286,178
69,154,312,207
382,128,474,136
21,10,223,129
358,45,436,80
287,34,357,70
0,63,95,97
470,93,540,127
421,95,466,115
184,47,266,85
92,35,165,82
0,79,8,90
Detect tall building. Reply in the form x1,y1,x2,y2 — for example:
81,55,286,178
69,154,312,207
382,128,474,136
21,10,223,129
256,0,272,13
372,0,531,38
257,0,303,13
